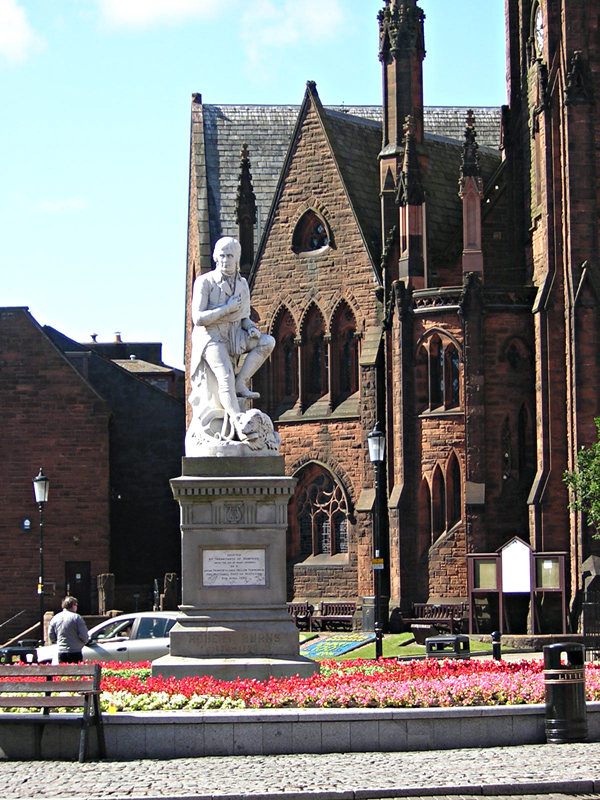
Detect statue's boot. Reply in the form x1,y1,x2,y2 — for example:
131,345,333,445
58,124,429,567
236,383,260,399
235,348,264,398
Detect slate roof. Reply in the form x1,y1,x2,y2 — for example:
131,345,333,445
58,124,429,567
320,107,383,265
112,358,177,375
196,102,502,258
202,105,298,249
426,134,502,260
423,107,501,149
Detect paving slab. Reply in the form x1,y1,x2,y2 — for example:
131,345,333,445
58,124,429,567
1,741,600,800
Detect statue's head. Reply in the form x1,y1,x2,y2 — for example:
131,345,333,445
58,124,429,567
213,237,241,276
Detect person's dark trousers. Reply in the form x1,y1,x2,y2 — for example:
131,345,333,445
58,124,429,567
58,651,83,663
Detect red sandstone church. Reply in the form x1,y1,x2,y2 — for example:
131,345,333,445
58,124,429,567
185,1,600,635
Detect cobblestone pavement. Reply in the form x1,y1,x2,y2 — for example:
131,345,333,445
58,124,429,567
1,742,600,800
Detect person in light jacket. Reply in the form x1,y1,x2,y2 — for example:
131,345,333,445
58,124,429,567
47,596,89,663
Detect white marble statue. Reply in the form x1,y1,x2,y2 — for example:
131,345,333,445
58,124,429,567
185,236,279,456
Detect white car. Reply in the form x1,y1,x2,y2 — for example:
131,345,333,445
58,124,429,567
37,611,178,664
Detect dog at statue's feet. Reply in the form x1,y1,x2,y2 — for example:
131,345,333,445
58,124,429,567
237,409,281,451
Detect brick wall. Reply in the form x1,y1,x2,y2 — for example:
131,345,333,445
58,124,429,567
44,327,185,589
0,309,110,641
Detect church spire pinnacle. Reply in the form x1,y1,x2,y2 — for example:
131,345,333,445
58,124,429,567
378,0,424,62
235,143,257,277
398,115,425,207
459,109,482,184
458,111,484,276
378,0,425,150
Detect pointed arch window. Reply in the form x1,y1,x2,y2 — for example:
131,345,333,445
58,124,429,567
448,346,460,407
284,341,295,396
417,478,431,559
518,404,534,483
270,307,298,415
448,454,462,529
331,302,359,407
415,345,429,411
292,210,330,253
301,305,328,407
421,333,462,412
432,466,445,541
429,336,443,408
291,464,350,558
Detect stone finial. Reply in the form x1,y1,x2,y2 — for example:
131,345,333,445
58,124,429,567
378,0,424,62
235,143,257,273
459,110,482,184
397,115,425,206
235,143,256,224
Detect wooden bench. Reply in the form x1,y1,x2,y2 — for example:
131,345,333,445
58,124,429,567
287,602,314,631
0,664,106,762
408,603,467,643
313,601,356,631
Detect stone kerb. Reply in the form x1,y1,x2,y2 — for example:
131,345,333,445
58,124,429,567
3,703,600,760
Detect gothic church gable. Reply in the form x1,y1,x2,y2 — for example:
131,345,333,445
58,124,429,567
251,82,381,341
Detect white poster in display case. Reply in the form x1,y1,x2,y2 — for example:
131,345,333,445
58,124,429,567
501,538,531,593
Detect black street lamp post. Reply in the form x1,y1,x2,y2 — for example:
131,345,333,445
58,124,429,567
32,468,50,646
367,423,385,660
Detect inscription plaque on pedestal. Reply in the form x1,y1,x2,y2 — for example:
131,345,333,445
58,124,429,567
202,548,266,587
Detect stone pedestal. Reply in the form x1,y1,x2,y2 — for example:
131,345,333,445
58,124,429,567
152,456,318,679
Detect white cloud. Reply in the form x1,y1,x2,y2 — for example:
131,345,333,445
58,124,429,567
39,198,87,213
241,0,345,72
96,0,230,28
0,0,44,64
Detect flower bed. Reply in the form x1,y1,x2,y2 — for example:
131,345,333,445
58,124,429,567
89,658,600,712
2,659,598,713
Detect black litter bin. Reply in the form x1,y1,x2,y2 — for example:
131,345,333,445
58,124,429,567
362,597,375,632
543,642,587,744
425,634,470,659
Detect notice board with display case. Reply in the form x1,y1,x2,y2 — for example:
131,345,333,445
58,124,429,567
467,538,566,634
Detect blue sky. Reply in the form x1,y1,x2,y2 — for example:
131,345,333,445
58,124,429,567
1,0,506,369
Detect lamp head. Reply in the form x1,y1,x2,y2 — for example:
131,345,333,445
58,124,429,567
367,423,386,463
33,468,50,504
